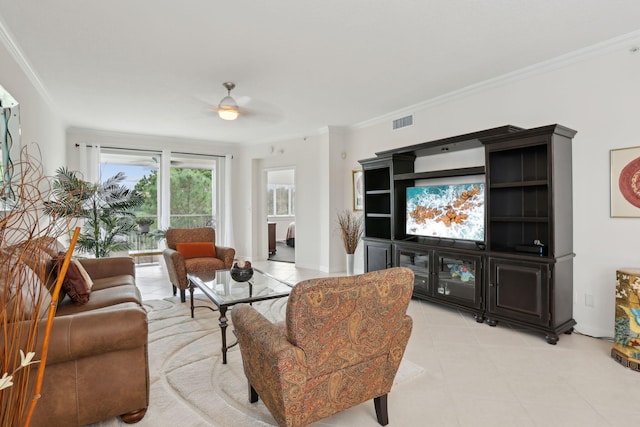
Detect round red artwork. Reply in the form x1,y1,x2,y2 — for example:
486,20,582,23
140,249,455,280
618,156,640,208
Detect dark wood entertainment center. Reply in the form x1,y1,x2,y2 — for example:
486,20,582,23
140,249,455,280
359,124,576,344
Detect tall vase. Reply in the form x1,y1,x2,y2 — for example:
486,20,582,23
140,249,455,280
346,253,354,276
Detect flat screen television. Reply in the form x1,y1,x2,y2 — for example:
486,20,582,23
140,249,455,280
406,182,485,242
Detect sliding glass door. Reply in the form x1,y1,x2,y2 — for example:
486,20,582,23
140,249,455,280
168,153,216,229
100,149,159,252
99,148,223,253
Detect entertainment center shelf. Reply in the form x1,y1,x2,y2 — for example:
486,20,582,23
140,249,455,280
359,124,577,344
395,166,485,182
490,180,548,188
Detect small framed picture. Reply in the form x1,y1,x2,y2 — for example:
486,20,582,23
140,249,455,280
611,146,640,217
352,170,363,211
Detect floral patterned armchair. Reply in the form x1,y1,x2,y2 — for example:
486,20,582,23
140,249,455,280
231,267,414,427
162,227,235,302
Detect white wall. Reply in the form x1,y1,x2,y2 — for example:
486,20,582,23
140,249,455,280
343,41,640,337
328,127,352,273
0,37,65,175
66,127,239,170
243,130,353,272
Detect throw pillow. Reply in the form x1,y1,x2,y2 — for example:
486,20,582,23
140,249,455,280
53,253,93,305
175,242,216,259
73,259,94,290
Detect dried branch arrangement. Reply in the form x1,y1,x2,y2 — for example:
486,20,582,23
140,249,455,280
336,209,364,254
0,145,75,426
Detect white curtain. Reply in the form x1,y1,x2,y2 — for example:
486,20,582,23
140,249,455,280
160,149,171,231
222,154,234,248
77,143,100,183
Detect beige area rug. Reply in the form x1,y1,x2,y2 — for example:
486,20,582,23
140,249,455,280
89,296,425,427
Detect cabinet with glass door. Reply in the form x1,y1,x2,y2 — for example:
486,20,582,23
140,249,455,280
433,251,483,320
394,243,430,297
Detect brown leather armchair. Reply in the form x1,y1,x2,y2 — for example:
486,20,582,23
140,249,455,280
231,267,414,427
162,227,235,302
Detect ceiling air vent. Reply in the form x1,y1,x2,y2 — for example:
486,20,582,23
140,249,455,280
392,115,413,130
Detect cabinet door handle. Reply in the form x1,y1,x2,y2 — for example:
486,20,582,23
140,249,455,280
489,283,495,287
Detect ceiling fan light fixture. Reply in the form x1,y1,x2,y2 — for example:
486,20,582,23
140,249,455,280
218,82,239,120
219,109,238,120
218,99,239,120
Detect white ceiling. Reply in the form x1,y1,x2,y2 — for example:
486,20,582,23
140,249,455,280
1,1,640,145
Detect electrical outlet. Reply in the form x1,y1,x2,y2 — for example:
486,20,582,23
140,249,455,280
585,294,594,307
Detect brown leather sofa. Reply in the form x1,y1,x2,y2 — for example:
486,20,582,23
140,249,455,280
1,241,149,427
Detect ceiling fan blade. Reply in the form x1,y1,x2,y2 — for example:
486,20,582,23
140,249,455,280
235,95,252,106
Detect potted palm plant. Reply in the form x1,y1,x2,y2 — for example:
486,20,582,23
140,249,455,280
337,209,364,275
135,217,154,234
44,168,145,258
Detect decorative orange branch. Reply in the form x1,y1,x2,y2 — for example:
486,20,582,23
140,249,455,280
22,227,80,427
0,146,77,425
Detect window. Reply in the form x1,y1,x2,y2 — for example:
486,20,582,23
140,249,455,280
169,154,217,229
267,169,295,216
100,149,160,252
99,149,224,251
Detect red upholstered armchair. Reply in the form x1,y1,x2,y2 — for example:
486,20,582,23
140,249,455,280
162,227,235,302
231,267,414,427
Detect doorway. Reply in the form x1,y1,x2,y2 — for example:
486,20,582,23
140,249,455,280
266,168,295,263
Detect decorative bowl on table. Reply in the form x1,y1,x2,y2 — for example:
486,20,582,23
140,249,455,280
230,260,253,282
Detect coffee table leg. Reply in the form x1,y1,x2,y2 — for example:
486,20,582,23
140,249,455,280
189,283,195,318
219,306,229,364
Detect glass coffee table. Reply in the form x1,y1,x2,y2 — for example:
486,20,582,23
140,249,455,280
187,268,293,364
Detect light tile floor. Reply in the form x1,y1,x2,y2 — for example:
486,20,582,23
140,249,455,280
135,260,640,427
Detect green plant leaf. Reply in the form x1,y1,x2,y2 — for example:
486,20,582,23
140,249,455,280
46,168,147,257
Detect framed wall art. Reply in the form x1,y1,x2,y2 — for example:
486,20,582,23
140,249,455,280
611,146,640,217
352,169,363,211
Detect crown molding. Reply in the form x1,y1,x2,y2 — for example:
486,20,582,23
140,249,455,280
351,29,640,131
0,15,57,110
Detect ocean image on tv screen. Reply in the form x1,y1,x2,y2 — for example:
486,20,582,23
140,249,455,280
406,183,485,241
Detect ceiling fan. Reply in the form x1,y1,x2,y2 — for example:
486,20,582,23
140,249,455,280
197,82,283,124
217,82,240,121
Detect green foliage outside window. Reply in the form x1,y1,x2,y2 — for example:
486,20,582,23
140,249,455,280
268,184,295,216
133,168,214,229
